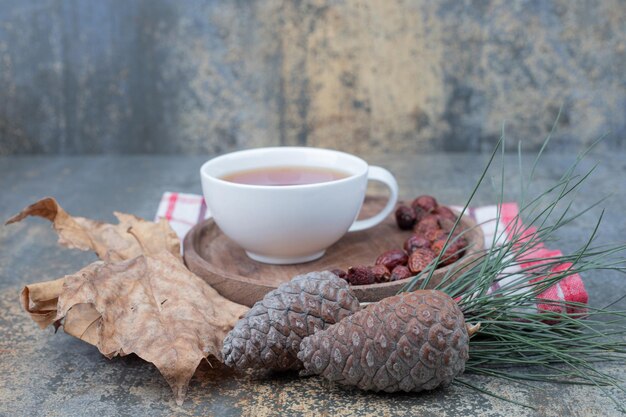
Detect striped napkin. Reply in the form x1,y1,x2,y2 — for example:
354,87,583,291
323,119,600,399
451,203,588,316
156,192,587,313
155,192,209,240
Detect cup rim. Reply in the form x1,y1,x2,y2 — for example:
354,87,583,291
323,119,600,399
200,146,368,190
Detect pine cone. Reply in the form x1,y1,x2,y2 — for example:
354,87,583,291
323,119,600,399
298,290,470,392
222,271,361,371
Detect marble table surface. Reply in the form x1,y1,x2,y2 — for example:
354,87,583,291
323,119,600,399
0,152,624,416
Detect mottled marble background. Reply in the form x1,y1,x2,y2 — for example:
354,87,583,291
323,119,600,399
0,0,624,155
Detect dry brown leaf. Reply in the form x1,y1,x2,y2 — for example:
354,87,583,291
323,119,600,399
6,197,181,262
52,252,248,404
63,302,102,346
20,277,68,329
10,198,250,404
12,197,181,333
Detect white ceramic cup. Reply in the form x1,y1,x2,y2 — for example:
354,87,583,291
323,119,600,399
200,147,398,264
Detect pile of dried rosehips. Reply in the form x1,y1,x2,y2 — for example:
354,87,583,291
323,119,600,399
332,195,468,286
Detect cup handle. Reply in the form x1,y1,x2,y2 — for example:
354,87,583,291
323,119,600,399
348,166,399,232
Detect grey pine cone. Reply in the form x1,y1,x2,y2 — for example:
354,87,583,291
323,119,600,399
298,290,469,392
222,271,361,371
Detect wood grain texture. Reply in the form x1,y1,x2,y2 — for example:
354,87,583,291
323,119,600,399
184,197,484,307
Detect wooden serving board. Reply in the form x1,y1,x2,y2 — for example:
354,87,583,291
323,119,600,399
183,197,484,307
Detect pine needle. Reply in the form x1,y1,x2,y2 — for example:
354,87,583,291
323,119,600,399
398,123,626,411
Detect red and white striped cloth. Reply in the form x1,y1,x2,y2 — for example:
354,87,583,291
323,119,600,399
157,192,587,313
451,203,588,316
155,192,210,240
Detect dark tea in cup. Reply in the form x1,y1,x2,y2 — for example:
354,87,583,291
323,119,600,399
200,147,398,264
221,166,350,186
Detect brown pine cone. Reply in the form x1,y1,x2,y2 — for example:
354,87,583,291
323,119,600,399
222,271,361,371
298,290,471,392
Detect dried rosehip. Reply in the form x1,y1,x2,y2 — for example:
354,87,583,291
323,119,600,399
431,239,446,256
456,236,468,249
437,217,457,235
410,200,431,223
424,228,447,242
395,205,417,230
403,234,431,253
434,205,457,221
329,268,347,279
390,265,412,281
432,237,468,266
411,195,438,213
375,249,408,270
347,265,376,285
412,206,426,223
414,214,440,235
370,265,391,283
407,248,437,274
